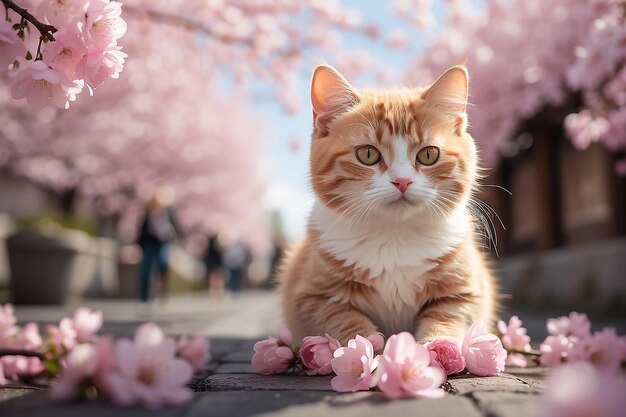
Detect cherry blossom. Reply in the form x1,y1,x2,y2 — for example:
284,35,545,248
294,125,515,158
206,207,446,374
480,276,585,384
539,335,573,368
462,323,507,377
1,322,44,383
0,304,17,342
299,334,340,376
366,332,385,352
38,0,84,28
426,339,465,376
497,316,531,368
50,342,103,401
373,332,445,399
330,335,377,392
70,308,103,342
3,0,127,109
47,318,78,352
176,335,211,373
43,27,88,79
543,362,626,417
568,328,623,373
0,306,37,378
546,312,592,340
104,323,194,409
11,61,82,110
82,0,127,50
498,316,532,352
251,325,295,375
75,46,126,89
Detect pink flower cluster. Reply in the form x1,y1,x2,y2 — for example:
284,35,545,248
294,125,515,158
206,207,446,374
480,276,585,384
50,322,210,409
539,312,625,373
496,312,626,417
3,0,127,109
0,304,210,410
0,304,44,384
497,312,626,373
1,305,104,384
403,0,626,172
497,315,532,367
251,323,507,400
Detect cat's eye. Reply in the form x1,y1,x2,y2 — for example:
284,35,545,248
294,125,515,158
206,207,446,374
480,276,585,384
416,146,440,166
356,145,381,166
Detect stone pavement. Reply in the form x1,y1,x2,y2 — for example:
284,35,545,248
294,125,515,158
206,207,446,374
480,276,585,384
0,291,546,417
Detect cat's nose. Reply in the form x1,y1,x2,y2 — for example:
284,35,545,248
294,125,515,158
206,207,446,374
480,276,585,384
391,178,413,193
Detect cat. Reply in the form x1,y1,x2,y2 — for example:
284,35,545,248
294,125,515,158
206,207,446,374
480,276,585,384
280,63,497,346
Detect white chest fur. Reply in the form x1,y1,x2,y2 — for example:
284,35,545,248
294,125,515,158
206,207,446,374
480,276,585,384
310,201,470,335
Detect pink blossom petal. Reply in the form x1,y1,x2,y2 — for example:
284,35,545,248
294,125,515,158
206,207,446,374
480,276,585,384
277,325,293,345
114,339,139,378
161,358,193,387
134,323,164,349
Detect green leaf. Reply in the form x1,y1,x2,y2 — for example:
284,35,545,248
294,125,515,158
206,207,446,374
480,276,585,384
25,51,32,60
44,359,60,377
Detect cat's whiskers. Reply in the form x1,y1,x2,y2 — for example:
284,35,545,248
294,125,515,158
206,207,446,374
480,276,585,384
469,198,501,254
438,189,502,254
424,198,449,220
327,192,373,230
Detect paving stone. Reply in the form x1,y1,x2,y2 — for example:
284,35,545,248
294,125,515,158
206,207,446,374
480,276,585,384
221,350,254,364
4,293,556,416
186,390,483,417
0,387,40,402
209,338,242,358
470,391,542,417
214,363,256,374
505,368,548,390
446,372,541,395
201,374,334,392
0,390,195,417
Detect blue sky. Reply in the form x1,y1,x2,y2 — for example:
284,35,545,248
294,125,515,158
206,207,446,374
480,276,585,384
259,2,441,240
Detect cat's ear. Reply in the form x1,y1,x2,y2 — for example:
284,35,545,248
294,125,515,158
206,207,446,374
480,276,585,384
422,65,468,113
311,65,359,134
422,65,469,135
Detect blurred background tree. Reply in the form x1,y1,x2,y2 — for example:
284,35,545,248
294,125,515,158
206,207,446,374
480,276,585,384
0,0,375,252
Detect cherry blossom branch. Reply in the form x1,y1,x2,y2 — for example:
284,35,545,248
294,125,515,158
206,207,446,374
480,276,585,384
122,5,302,57
1,0,57,41
0,348,46,360
122,5,253,46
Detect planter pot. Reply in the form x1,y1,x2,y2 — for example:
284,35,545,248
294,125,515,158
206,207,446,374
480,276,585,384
7,229,95,304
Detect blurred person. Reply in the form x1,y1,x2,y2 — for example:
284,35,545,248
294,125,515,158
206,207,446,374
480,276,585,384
136,187,180,303
204,235,226,298
222,239,248,294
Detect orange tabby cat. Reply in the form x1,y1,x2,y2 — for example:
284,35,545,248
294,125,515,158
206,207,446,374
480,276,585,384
280,64,497,345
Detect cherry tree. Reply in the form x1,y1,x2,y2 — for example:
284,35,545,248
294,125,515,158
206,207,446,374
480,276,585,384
398,0,626,172
0,0,378,251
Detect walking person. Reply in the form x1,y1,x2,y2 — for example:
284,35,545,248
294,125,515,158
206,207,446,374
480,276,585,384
222,240,248,294
204,235,225,298
136,188,180,303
